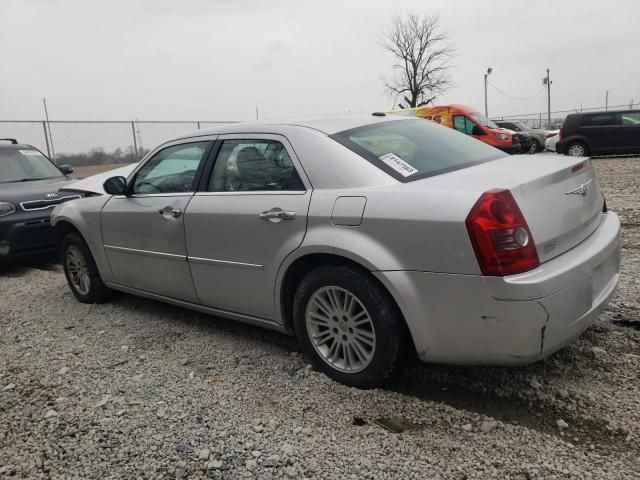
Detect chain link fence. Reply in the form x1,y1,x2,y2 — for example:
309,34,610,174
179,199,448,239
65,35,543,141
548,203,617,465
1,104,635,164
0,120,237,165
491,103,634,129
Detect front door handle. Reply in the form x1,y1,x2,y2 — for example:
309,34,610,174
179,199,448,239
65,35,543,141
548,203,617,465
159,207,182,218
259,207,295,222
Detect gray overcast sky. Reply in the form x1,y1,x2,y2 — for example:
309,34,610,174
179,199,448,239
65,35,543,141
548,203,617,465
1,0,639,122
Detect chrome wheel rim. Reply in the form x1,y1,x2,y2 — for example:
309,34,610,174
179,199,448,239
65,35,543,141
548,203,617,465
305,286,376,373
568,144,585,156
529,142,538,154
66,246,90,295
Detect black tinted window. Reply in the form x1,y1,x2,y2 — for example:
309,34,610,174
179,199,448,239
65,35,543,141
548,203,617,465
331,119,503,182
618,112,640,125
581,114,616,126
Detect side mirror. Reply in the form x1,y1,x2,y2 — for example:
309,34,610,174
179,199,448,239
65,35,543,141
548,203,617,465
471,125,486,136
59,164,74,175
103,176,127,195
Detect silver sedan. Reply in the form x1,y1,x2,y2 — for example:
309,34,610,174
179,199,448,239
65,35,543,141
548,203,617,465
51,116,621,387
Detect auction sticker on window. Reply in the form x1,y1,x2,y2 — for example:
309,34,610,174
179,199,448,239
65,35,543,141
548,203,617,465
379,153,418,177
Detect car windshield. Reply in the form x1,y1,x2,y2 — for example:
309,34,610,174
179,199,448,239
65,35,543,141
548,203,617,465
470,112,499,129
331,119,504,182
514,122,531,131
0,148,63,183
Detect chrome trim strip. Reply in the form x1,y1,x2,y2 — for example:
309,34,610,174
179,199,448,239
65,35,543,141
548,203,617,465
104,281,286,333
113,193,194,199
104,244,186,261
20,194,81,211
188,256,264,270
194,191,306,197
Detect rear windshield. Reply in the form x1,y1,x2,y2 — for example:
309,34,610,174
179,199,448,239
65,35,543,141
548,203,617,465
331,119,504,182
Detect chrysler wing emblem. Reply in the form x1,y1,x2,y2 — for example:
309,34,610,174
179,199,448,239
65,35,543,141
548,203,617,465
45,192,59,199
565,179,593,196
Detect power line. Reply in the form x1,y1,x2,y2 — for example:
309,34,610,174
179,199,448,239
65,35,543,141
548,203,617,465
487,81,545,101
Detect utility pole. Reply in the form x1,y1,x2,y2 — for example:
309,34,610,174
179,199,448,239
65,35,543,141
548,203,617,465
255,107,259,120
630,99,635,109
605,91,609,110
542,69,551,127
484,67,492,118
42,98,56,162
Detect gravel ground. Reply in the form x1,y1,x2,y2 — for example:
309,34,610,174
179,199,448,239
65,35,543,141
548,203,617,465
1,156,639,479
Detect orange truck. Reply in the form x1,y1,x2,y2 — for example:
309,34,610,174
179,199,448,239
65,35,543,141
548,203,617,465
388,104,520,154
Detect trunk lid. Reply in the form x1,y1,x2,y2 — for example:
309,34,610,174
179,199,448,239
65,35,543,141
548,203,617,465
417,153,604,264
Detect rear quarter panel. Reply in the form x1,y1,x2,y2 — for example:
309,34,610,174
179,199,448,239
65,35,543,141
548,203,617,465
297,187,481,274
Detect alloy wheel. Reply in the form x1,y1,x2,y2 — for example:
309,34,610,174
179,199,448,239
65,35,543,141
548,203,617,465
66,245,90,295
305,286,376,373
568,144,585,156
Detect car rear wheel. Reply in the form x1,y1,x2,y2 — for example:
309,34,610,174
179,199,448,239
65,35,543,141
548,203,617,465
62,233,113,304
567,142,588,157
293,265,404,388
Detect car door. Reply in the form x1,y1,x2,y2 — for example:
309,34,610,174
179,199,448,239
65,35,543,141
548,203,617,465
578,113,618,153
184,134,311,320
617,111,640,153
101,140,213,301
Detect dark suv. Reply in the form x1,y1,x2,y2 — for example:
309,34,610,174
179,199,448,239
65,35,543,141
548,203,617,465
0,139,78,263
556,109,640,156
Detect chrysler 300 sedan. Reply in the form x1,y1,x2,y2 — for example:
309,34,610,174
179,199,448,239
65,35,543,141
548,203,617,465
51,116,621,387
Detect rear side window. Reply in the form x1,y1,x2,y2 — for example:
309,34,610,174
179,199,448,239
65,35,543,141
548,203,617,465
331,119,503,182
208,139,304,192
618,112,640,125
581,114,616,127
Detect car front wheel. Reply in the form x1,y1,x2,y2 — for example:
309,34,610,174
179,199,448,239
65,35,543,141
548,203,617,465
293,265,405,388
529,140,541,154
62,233,113,304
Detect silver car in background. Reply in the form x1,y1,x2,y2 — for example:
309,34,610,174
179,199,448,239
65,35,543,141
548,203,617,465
51,116,621,387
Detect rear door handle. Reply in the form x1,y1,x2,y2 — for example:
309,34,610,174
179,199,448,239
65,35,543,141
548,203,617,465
259,207,295,222
159,207,182,218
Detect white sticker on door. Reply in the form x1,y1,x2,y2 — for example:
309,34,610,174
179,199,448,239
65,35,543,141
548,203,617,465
378,153,418,177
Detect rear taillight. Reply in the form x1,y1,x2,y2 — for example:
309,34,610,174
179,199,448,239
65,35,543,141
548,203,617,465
559,127,564,139
465,189,540,276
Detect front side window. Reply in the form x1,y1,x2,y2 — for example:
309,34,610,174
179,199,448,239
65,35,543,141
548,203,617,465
132,142,209,194
0,148,63,184
208,139,303,192
453,115,477,135
331,119,503,182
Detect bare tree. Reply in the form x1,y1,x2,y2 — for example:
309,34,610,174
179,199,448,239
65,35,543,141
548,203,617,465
382,13,455,109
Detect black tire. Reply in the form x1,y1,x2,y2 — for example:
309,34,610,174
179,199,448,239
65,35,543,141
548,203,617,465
292,265,405,388
529,140,541,154
61,233,113,304
565,141,588,157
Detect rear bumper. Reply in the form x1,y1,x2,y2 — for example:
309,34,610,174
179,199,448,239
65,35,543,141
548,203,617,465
0,213,59,262
374,212,621,365
555,139,568,154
